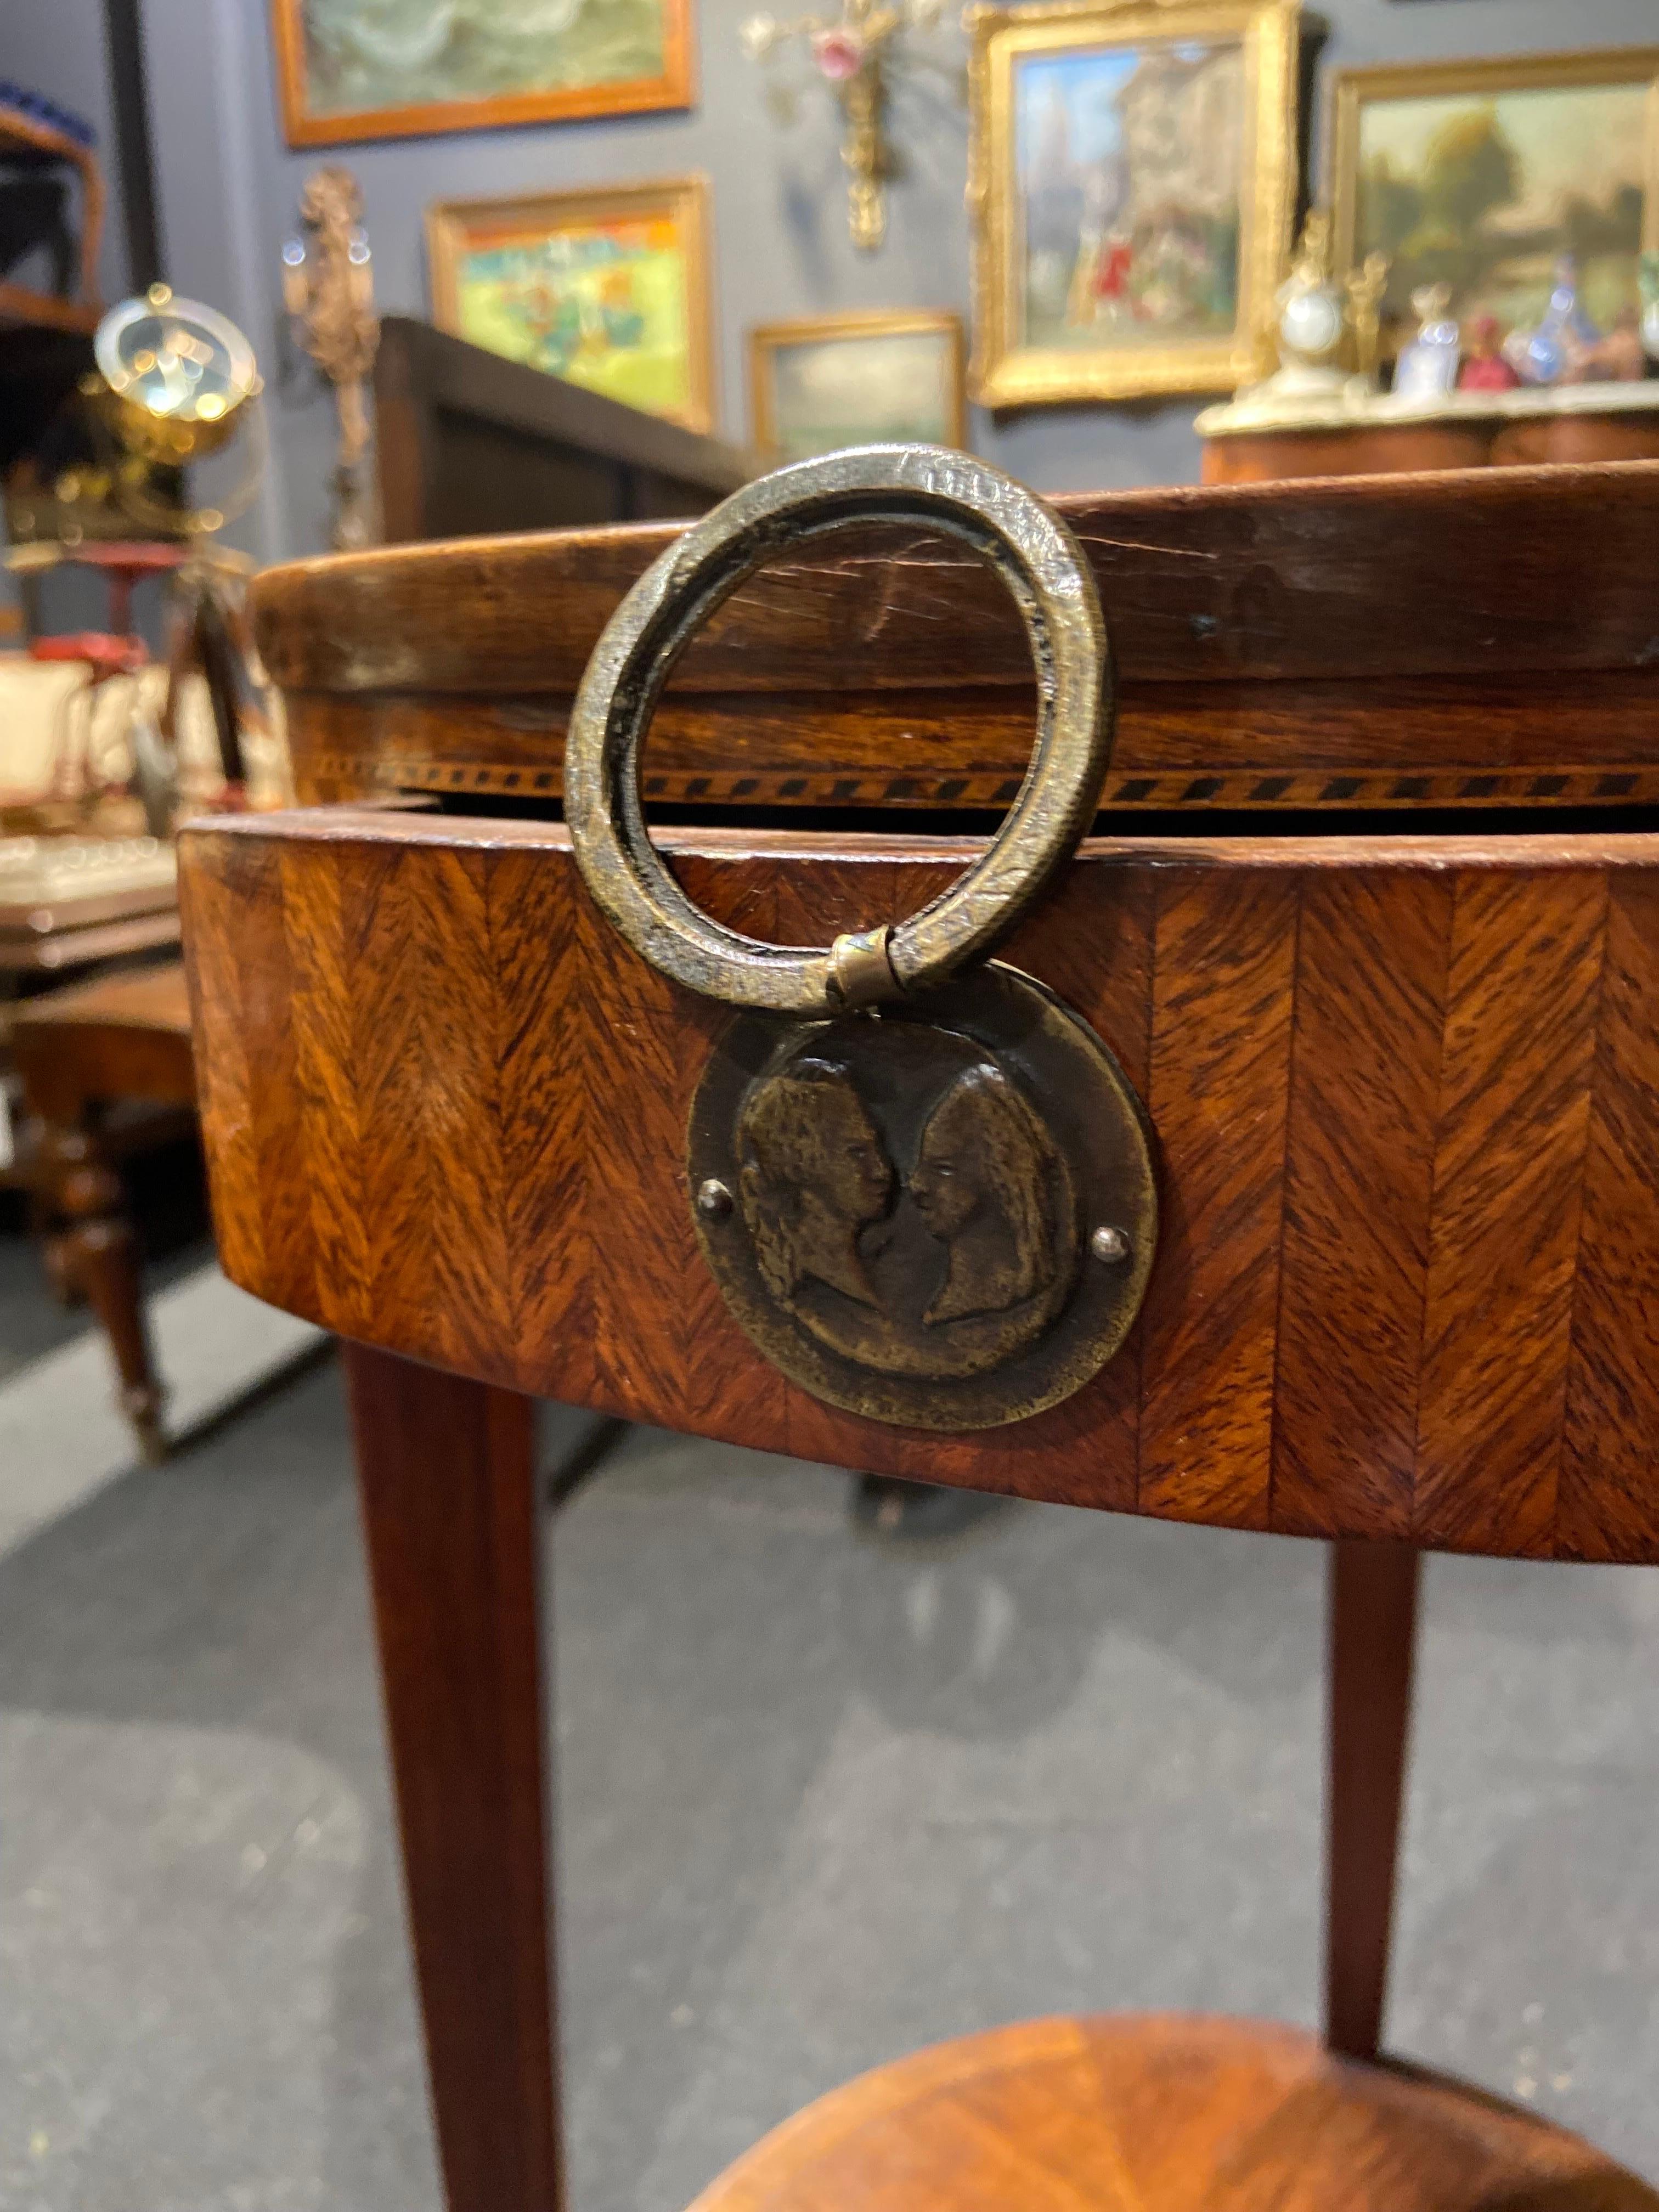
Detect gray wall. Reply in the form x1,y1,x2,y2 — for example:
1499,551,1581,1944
28,0,1659,563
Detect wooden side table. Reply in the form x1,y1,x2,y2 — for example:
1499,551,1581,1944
181,457,1659,2210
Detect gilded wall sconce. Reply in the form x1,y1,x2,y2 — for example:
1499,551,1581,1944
740,0,947,252
281,166,380,549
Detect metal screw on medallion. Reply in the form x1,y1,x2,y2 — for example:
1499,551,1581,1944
1090,1225,1131,1265
697,1178,734,1219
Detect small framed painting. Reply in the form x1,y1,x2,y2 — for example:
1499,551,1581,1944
1330,47,1659,352
748,310,967,464
425,177,714,433
966,0,1300,408
270,0,695,148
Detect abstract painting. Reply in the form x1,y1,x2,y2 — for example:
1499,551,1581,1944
967,0,1299,407
426,179,713,432
271,0,695,145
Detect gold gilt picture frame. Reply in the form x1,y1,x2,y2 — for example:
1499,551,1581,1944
426,177,715,435
967,0,1300,408
1330,47,1659,353
748,309,967,465
270,0,696,148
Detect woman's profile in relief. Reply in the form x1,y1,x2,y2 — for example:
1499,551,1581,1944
909,1063,1058,1327
737,1060,894,1310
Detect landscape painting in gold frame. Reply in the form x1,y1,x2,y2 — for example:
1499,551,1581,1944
426,178,714,435
1330,47,1659,355
270,0,695,148
749,311,967,465
966,0,1299,408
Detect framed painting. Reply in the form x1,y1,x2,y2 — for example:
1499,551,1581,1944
748,310,967,464
270,0,695,147
966,0,1299,408
1331,47,1659,352
426,177,714,434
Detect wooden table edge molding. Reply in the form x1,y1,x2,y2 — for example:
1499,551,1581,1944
249,458,1659,696
179,806,1659,870
250,460,1659,818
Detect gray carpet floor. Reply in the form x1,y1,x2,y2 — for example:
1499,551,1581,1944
4,1348,1659,2210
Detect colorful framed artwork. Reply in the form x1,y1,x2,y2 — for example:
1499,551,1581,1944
270,0,695,148
1331,47,1659,352
748,311,967,464
966,0,1299,408
425,178,714,433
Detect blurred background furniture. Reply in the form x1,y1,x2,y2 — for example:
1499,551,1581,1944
0,652,284,834
1199,379,1659,483
22,535,182,638
0,84,106,630
374,315,751,544
1,836,184,1281
1,836,181,1169
13,541,182,816
179,456,1659,2211
0,539,281,1446
11,957,193,1459
0,834,178,984
0,82,103,335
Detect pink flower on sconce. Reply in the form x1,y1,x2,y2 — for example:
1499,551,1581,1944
812,26,865,81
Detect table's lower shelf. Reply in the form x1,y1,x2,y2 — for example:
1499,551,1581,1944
687,2013,1652,2210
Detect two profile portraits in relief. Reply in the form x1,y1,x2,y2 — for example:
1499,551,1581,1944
732,1021,1078,1384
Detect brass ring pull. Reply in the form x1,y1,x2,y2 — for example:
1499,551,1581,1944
565,445,1113,1014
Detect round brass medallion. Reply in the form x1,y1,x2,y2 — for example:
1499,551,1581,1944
687,965,1156,1431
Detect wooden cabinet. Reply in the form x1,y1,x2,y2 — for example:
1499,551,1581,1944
1199,383,1659,484
374,316,750,543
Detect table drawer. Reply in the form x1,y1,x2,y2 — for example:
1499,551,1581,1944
179,807,1659,1565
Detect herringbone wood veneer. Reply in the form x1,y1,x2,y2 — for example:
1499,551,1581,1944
180,812,1659,1565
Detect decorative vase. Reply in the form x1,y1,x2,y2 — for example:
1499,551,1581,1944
1393,283,1459,400
1504,256,1600,386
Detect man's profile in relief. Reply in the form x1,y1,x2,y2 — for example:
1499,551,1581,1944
909,1063,1058,1327
737,1060,895,1310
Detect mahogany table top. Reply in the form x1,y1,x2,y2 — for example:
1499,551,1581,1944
252,460,1659,820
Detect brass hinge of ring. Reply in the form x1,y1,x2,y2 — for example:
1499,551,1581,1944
828,924,901,1011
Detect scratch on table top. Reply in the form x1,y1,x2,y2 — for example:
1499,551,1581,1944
1074,532,1222,561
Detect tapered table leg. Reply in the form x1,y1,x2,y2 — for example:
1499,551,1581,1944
1324,1539,1421,2062
344,1344,563,2212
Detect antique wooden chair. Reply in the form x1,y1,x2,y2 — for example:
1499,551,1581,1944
180,451,1659,2209
14,957,194,1457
